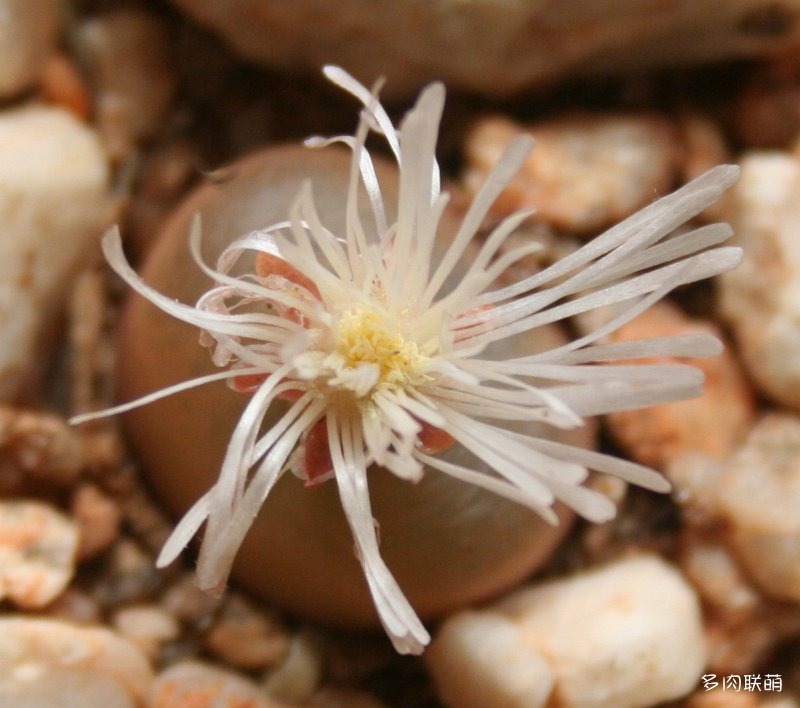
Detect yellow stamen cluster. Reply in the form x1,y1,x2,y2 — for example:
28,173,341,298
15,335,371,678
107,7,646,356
335,308,428,392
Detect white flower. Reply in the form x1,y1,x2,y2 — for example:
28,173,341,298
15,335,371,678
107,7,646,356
73,66,741,655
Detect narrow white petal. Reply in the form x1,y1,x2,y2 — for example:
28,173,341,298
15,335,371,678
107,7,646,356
423,135,535,307
197,397,326,594
477,164,740,305
328,416,430,654
523,436,670,492
322,66,401,159
69,367,263,425
156,491,212,567
518,332,723,364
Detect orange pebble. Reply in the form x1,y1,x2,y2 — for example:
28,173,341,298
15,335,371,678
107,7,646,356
39,54,92,122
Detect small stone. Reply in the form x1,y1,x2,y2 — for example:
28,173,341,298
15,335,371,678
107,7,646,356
0,407,85,489
719,151,800,409
94,539,162,607
0,500,78,608
113,605,180,662
0,104,110,401
493,554,706,707
681,540,760,618
76,8,177,160
42,588,102,625
0,0,61,98
203,594,289,670
464,114,677,233
263,629,324,704
606,301,755,470
148,661,287,707
161,572,220,626
715,414,800,603
427,611,556,708
0,617,153,707
72,483,122,561
39,53,93,122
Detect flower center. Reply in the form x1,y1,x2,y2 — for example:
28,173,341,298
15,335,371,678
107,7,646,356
334,307,428,394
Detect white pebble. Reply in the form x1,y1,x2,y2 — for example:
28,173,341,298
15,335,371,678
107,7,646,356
263,629,324,703
0,104,110,400
716,414,800,603
427,611,555,708
112,605,180,661
430,554,707,708
0,500,78,608
496,555,707,707
0,617,153,707
719,152,800,409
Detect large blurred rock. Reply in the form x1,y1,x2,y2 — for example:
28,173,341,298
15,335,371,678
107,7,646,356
168,0,800,98
0,105,110,400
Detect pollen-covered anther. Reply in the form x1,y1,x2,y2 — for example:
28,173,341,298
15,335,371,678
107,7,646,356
333,308,429,395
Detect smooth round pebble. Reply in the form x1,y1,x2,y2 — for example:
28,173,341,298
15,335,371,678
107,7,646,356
72,483,122,561
263,629,324,704
113,605,180,661
203,594,289,670
487,554,707,707
0,617,153,707
427,611,555,708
